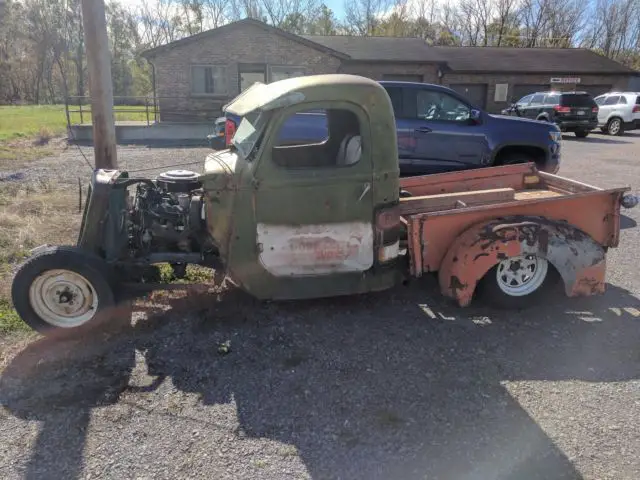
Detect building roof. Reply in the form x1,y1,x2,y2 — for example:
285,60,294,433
301,35,439,62
433,46,636,74
141,18,637,75
141,18,350,60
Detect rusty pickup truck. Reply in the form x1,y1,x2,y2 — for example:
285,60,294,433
10,74,638,335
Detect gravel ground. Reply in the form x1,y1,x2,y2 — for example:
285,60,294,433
1,133,639,480
0,143,211,185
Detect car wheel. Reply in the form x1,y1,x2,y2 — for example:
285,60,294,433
496,152,533,166
11,246,117,335
477,254,557,309
606,117,623,136
574,129,589,138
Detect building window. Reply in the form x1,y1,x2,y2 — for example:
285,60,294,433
269,65,306,83
239,64,267,92
494,83,508,102
191,65,227,95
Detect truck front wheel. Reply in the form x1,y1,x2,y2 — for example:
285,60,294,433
11,246,117,335
478,254,556,309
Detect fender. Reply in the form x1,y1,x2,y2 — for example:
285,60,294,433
438,216,606,307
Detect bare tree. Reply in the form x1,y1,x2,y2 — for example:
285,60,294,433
581,0,639,59
343,0,393,35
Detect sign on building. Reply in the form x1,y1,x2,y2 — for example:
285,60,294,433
550,77,581,84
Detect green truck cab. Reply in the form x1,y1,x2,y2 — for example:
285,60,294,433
204,75,401,300
10,74,636,335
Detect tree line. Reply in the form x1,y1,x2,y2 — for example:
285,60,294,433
0,0,638,105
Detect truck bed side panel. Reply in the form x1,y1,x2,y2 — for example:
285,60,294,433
407,189,626,275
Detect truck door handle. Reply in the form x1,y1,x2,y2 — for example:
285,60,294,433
414,127,432,133
358,182,371,202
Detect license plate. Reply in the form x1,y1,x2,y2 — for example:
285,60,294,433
577,111,585,116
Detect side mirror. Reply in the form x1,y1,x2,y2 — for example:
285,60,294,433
469,109,482,124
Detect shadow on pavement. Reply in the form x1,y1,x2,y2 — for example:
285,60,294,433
621,214,638,230
2,280,639,479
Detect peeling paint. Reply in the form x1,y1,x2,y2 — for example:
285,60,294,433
256,222,374,276
438,216,608,306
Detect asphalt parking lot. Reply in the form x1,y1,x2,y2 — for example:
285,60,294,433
0,132,639,480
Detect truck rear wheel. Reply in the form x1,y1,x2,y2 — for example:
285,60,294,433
478,254,556,309
11,246,116,335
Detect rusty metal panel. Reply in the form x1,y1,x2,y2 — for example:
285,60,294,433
256,222,374,276
410,189,625,274
406,216,423,276
399,163,534,197
436,216,608,307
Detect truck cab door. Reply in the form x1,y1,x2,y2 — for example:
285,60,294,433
249,105,377,299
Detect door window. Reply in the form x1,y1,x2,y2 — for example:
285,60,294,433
529,94,545,105
516,95,533,107
544,94,560,105
595,96,606,105
603,96,620,106
383,86,404,117
618,96,628,104
415,90,470,122
272,108,362,169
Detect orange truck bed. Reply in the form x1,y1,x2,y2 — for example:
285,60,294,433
399,163,630,306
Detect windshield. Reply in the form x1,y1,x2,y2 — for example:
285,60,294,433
231,110,267,159
561,93,596,107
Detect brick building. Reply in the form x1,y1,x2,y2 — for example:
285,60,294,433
141,18,638,121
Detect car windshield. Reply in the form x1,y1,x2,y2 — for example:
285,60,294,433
231,110,267,160
561,94,596,107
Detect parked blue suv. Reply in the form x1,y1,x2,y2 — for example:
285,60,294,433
212,80,562,175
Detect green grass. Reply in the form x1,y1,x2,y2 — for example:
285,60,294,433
0,299,31,335
0,105,67,142
0,181,81,337
0,104,150,142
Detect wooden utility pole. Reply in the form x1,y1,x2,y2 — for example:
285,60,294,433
81,0,118,169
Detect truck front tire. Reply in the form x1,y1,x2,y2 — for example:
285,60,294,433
11,246,117,335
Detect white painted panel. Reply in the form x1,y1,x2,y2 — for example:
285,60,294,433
257,222,374,276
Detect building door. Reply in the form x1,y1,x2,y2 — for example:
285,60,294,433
238,64,266,92
449,84,488,109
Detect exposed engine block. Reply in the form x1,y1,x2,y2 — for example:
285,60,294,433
128,170,206,256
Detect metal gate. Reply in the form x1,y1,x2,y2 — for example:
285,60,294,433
449,84,488,109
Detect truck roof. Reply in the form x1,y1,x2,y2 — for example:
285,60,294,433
224,74,381,117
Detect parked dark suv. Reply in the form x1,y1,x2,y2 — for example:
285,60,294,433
502,91,599,138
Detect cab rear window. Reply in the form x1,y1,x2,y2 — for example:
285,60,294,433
560,94,596,107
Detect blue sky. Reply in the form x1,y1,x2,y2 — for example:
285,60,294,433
118,0,347,21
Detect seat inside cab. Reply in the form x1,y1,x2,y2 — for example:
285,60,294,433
272,108,362,169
